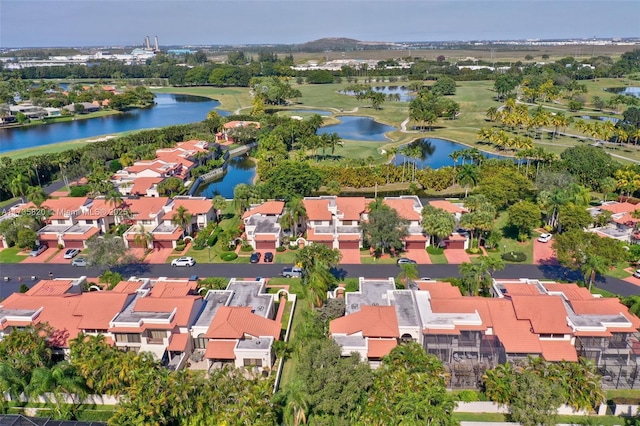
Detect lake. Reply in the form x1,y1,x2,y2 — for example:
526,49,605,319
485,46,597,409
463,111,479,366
317,116,395,141
607,87,640,98
580,115,620,123
196,156,256,199
0,93,229,154
342,85,415,102
392,138,506,169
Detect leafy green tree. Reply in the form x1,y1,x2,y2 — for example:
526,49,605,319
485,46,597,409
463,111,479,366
361,202,408,255
476,165,533,209
458,256,504,296
16,228,37,249
294,244,341,288
212,195,227,223
396,262,419,289
157,176,184,197
263,161,323,200
26,362,89,420
432,76,457,95
507,200,542,239
557,204,593,232
553,229,624,275
358,342,458,425
560,145,618,190
84,233,136,269
233,183,253,213
508,370,563,426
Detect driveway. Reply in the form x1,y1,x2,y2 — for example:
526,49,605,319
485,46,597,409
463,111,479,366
21,247,56,264
444,249,471,264
404,248,431,264
47,249,83,264
623,276,640,288
533,239,558,265
144,247,174,264
340,249,361,264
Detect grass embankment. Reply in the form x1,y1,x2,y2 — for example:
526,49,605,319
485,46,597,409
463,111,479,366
151,86,253,114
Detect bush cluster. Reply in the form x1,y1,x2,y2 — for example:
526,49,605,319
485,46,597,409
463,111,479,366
220,252,238,261
501,251,527,262
276,245,287,252
426,246,444,255
240,244,253,252
175,244,186,252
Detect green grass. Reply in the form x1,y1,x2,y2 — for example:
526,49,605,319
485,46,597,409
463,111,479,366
428,251,449,264
0,247,27,263
360,254,398,264
152,87,253,114
484,212,534,264
274,249,298,264
605,261,633,279
280,301,293,332
606,389,640,400
453,412,623,424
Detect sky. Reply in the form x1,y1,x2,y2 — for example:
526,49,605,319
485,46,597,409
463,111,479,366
1,0,639,48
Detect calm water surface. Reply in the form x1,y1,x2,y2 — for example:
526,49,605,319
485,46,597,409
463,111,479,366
318,116,395,141
197,156,256,199
607,87,640,98
0,93,228,153
392,138,506,169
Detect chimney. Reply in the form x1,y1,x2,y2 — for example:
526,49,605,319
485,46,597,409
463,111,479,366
155,36,159,52
145,36,151,49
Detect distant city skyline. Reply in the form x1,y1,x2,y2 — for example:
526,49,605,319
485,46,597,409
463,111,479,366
1,0,639,48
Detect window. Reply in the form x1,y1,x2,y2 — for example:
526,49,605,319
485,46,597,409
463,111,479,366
243,358,262,367
148,330,167,339
343,220,353,226
115,333,141,344
194,334,208,349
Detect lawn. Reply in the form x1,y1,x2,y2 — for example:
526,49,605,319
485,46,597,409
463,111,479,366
484,211,534,264
360,254,398,264
452,412,624,424
152,86,253,114
428,250,449,264
0,247,27,263
274,249,298,264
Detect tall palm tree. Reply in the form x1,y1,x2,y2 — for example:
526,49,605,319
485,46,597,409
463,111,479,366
233,184,253,213
283,380,309,426
9,174,29,202
456,164,479,197
285,197,307,237
581,254,608,292
133,224,154,250
26,185,48,208
105,189,124,211
26,363,88,420
396,262,419,289
212,195,227,223
172,206,192,237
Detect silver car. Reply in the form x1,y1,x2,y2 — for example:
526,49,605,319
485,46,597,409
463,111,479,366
63,248,80,259
71,257,88,267
29,245,47,257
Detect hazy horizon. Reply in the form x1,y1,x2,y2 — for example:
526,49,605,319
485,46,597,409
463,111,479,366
1,0,639,48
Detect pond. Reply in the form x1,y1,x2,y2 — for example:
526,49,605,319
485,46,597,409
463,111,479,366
0,93,229,154
607,87,640,98
579,115,620,123
285,109,334,115
317,116,396,141
196,156,256,199
392,138,507,169
342,85,415,102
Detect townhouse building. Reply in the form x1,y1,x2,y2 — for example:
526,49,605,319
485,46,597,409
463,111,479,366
242,201,285,250
329,278,640,371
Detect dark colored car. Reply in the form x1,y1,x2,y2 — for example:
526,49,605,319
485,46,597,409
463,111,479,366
250,252,262,263
263,252,274,263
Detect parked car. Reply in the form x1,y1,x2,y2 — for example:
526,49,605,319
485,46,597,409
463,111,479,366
537,233,552,243
71,257,88,267
281,267,303,278
63,248,80,259
633,269,640,279
250,252,262,263
171,256,195,267
396,258,417,265
29,245,47,257
263,252,274,263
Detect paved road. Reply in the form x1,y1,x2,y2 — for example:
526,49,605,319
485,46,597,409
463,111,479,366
1,263,638,299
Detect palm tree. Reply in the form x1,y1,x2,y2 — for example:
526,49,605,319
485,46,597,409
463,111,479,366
581,254,608,292
233,184,253,213
26,363,88,420
133,224,154,250
456,164,479,198
172,205,192,237
285,197,307,237
283,380,309,426
486,106,500,122
421,206,456,247
396,262,418,289
104,189,124,211
212,195,227,223
9,174,29,202
26,185,48,208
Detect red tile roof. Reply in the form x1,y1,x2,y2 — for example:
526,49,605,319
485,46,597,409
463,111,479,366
129,177,164,196
417,282,463,299
330,306,399,338
73,292,132,330
223,121,260,130
486,299,542,354
149,281,197,298
122,197,170,220
428,200,468,214
303,199,332,221
367,338,398,359
76,199,113,219
42,197,90,220
170,198,213,215
111,281,143,293
167,333,190,352
205,307,280,339
26,280,75,296
539,340,578,362
600,202,639,214
205,340,236,359
242,201,285,219
383,198,421,221
543,283,593,300
336,197,367,221
509,296,572,334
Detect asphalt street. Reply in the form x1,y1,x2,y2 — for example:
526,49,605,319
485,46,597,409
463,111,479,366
1,262,638,300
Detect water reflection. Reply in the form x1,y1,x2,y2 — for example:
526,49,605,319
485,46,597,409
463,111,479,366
317,116,395,141
392,138,506,169
196,156,256,199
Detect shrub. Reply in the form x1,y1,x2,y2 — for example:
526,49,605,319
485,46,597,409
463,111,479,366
207,227,223,247
177,239,185,246
220,252,238,261
502,251,527,262
426,246,444,255
175,244,186,252
240,244,253,252
276,245,286,252
69,185,90,197
289,244,298,250
466,247,481,255
57,243,64,250
457,390,480,402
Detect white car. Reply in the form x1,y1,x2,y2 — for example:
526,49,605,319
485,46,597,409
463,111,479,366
63,248,80,259
171,256,195,267
633,269,640,279
537,233,552,243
